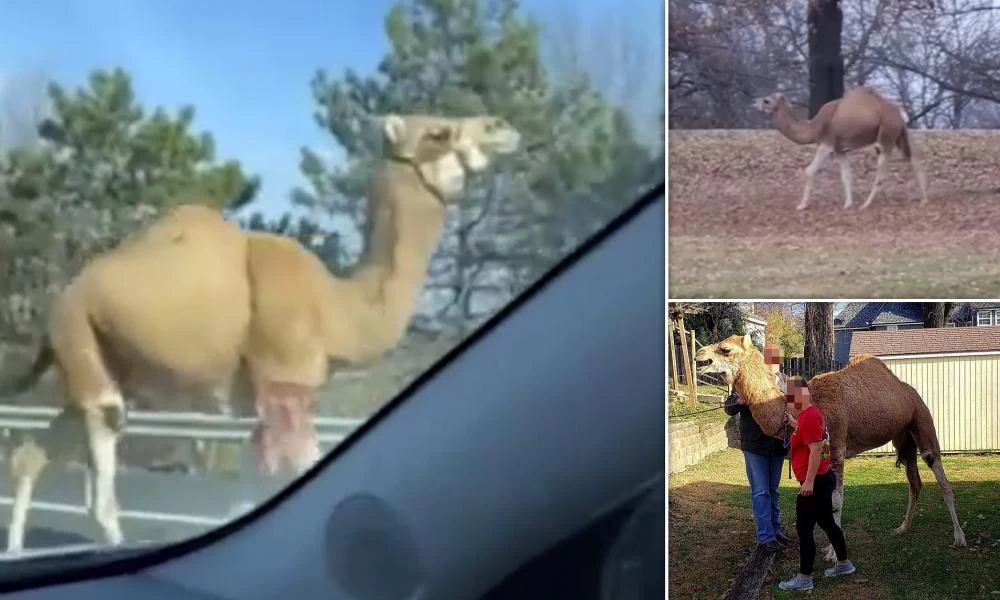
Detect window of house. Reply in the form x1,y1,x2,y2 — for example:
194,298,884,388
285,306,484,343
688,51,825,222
977,311,993,326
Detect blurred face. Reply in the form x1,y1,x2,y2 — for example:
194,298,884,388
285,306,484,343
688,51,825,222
786,382,811,413
764,344,782,369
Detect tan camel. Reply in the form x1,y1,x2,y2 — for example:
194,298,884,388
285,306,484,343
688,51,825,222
0,113,521,552
752,87,928,210
695,335,966,561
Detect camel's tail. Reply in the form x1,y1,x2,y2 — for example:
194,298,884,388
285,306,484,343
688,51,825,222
0,340,55,398
907,390,942,467
894,426,918,469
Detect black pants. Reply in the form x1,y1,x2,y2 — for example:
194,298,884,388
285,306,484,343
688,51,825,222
795,469,848,575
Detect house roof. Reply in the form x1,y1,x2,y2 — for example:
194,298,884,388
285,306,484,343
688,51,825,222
850,327,1000,357
835,302,924,329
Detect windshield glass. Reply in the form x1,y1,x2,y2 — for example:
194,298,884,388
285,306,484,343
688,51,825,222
0,0,663,557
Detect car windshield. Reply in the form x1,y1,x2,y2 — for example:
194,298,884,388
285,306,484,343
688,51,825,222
0,0,663,559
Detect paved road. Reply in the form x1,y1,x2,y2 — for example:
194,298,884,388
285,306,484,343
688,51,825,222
0,460,297,551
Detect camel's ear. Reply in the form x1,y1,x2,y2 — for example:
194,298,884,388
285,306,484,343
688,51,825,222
741,334,754,349
383,114,406,144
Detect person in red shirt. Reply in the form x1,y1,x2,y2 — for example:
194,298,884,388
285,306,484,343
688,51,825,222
778,377,855,592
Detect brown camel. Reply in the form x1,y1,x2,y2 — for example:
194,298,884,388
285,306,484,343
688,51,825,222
752,87,928,210
0,113,521,552
695,334,966,561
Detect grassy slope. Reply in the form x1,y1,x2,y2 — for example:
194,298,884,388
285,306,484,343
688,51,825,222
669,448,1000,600
667,129,1000,297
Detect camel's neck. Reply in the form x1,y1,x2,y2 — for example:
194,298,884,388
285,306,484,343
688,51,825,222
327,160,448,360
773,101,820,145
733,362,787,438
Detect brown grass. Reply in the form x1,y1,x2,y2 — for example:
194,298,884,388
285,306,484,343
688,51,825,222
668,129,1000,297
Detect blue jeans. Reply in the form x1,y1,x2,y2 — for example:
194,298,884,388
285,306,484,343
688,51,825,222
743,450,785,543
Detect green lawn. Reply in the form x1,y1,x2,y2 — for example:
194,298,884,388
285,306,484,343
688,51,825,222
669,449,1000,600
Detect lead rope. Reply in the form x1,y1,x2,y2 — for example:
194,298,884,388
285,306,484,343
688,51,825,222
782,414,793,480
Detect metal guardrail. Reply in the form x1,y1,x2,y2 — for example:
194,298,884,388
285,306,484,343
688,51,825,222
0,404,369,540
0,405,365,444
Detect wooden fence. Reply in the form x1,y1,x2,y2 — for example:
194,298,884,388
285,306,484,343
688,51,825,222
780,357,847,380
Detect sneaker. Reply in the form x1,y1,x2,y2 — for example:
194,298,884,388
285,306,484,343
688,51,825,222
778,575,814,591
775,529,794,544
824,560,856,578
761,538,785,552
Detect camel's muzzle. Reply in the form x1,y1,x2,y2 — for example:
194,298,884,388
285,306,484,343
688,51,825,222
695,358,714,373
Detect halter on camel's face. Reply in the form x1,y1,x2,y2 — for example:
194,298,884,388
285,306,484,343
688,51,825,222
382,114,521,200
694,333,764,385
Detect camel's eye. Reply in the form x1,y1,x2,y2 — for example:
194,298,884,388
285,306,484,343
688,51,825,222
718,347,731,355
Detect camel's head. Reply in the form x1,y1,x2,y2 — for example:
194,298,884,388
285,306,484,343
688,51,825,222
752,93,787,115
381,114,521,200
694,333,760,384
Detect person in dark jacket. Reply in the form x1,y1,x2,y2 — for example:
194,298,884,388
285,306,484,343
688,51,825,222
724,342,791,551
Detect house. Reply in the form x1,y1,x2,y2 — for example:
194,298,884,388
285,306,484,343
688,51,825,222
831,301,1000,362
848,326,1000,454
737,302,767,347
833,302,928,363
950,302,1000,327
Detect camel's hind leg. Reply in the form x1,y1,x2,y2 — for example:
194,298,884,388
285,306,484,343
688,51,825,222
891,431,922,535
909,405,967,547
909,156,929,205
7,407,90,553
839,154,854,209
926,454,967,547
799,143,834,210
860,145,889,209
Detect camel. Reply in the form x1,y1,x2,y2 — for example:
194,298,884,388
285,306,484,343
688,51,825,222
752,87,928,210
695,334,966,561
0,113,521,553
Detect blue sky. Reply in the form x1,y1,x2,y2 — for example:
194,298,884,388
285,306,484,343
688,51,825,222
0,0,663,219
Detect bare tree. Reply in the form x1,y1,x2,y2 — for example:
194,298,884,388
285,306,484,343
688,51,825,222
808,0,846,116
668,0,1000,129
921,302,955,327
804,302,834,371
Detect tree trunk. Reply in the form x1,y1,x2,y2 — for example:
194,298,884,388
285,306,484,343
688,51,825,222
804,303,834,377
922,303,954,328
807,0,844,118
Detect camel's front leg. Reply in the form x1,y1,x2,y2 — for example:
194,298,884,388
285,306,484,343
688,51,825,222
84,392,126,547
252,381,320,476
799,144,834,210
822,457,846,562
821,484,844,563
